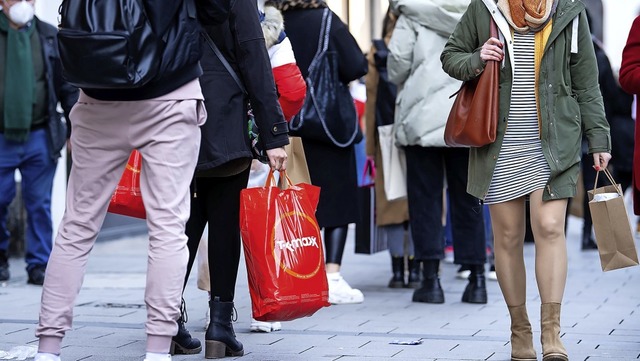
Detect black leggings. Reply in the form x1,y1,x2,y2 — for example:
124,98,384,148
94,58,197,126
324,225,348,265
183,168,251,302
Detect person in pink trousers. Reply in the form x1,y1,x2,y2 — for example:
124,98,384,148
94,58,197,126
34,1,232,361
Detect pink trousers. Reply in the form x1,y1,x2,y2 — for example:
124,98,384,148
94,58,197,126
36,80,206,354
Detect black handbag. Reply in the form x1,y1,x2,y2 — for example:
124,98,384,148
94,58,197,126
288,8,361,148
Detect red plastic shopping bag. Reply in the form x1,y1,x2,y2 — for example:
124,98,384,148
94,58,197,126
240,170,330,321
107,150,146,219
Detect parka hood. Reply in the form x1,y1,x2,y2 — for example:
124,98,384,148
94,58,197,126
390,0,470,36
261,5,285,49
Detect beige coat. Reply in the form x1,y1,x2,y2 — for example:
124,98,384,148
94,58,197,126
364,33,409,227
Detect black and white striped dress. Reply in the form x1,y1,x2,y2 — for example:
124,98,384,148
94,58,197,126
484,32,551,204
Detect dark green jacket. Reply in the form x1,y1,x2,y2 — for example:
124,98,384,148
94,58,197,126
441,0,610,201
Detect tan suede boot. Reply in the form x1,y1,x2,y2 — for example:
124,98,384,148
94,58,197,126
541,303,568,361
508,304,536,361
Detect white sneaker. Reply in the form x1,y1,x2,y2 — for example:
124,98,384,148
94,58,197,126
35,353,61,361
327,273,364,304
250,318,282,332
144,352,171,361
456,265,471,280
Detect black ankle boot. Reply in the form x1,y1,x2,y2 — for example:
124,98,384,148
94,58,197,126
170,299,202,355
388,256,406,288
205,296,244,359
406,257,421,289
412,260,444,303
461,264,487,304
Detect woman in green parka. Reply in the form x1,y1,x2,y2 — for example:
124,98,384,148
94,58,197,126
441,0,611,360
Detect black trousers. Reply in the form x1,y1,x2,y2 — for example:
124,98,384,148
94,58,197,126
183,167,251,302
404,146,486,265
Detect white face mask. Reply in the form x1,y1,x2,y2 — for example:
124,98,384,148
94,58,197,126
8,1,34,27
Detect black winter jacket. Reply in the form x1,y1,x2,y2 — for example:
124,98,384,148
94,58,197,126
35,19,78,160
196,0,289,172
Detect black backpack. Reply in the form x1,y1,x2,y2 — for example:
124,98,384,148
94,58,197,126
372,39,397,127
57,0,194,89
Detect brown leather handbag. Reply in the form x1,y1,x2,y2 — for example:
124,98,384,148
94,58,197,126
444,18,499,147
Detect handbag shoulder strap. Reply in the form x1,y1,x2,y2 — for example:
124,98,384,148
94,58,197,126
308,8,332,73
201,31,248,96
372,39,387,52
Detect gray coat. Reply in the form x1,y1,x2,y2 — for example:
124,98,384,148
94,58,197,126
387,0,470,147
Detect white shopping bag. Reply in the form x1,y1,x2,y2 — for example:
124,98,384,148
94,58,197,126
378,124,407,201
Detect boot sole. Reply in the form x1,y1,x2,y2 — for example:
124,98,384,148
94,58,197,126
511,356,537,361
462,287,487,304
542,353,568,361
461,293,488,304
205,340,244,359
388,281,405,288
170,341,202,355
412,294,445,304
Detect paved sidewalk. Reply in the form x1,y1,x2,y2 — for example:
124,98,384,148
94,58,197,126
1,216,639,361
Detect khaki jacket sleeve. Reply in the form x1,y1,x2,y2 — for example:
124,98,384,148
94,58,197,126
570,11,610,154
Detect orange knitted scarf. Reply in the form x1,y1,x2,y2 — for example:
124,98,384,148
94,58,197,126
497,0,557,33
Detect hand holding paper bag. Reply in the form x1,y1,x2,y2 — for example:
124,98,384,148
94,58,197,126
587,169,639,271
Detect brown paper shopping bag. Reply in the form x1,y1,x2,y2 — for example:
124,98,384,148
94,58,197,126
587,169,639,271
283,136,311,185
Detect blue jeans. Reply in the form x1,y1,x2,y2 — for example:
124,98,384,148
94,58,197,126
0,129,57,271
404,146,486,265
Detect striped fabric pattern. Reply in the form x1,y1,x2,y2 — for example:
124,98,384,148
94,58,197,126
484,32,550,204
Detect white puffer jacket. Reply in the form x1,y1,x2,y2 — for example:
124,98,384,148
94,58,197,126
388,0,470,147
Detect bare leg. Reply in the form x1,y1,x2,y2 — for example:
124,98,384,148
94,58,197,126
489,196,536,361
488,197,527,306
529,189,569,360
528,189,568,303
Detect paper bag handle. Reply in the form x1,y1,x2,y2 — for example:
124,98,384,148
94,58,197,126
593,168,622,196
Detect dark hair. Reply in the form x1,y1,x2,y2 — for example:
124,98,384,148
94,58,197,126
381,6,397,38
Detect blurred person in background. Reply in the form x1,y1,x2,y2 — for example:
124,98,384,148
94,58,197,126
619,14,640,217
364,6,417,289
388,0,487,305
0,0,77,286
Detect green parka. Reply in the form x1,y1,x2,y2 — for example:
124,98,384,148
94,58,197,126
441,0,610,201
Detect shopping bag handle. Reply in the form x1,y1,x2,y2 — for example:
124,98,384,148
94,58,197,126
264,169,294,189
361,157,376,187
593,168,622,196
